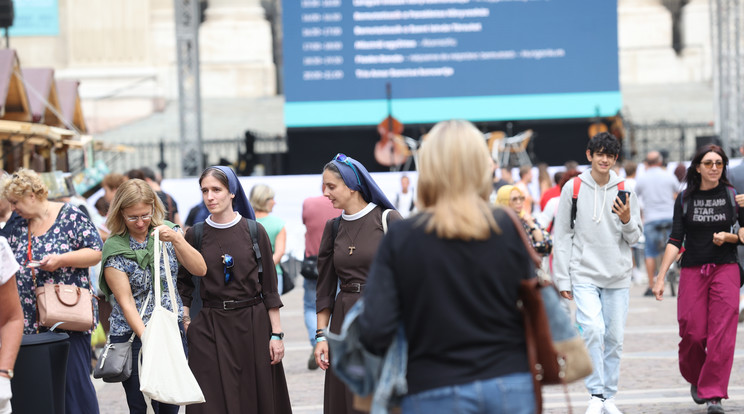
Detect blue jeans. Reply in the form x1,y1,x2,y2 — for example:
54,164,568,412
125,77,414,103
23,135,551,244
303,278,318,347
401,372,535,414
643,219,673,258
572,284,629,398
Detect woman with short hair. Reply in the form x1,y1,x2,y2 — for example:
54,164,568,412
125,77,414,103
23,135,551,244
2,168,103,414
250,184,287,293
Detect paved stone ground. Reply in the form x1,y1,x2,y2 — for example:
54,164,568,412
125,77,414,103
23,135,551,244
96,282,744,413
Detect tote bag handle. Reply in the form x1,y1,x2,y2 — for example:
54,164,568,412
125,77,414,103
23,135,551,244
153,229,178,314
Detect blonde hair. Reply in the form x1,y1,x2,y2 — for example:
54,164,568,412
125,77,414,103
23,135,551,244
106,179,165,236
417,120,500,240
495,185,524,218
249,184,275,212
2,168,48,200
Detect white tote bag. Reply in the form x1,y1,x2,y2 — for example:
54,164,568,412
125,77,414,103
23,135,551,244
139,229,205,410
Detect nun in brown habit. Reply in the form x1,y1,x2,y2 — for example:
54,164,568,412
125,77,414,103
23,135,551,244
315,154,402,414
178,166,292,414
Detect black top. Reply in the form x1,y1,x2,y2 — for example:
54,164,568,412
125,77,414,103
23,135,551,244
669,183,744,267
358,208,533,394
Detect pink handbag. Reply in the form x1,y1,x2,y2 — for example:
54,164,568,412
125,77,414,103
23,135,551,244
35,283,95,332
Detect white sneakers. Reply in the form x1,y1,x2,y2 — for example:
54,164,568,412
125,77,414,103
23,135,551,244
585,396,623,414
585,397,604,414
603,397,623,414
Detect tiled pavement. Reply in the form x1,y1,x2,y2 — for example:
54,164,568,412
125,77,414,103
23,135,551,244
96,283,744,414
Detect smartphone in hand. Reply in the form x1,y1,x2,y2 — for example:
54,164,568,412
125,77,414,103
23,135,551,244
613,190,631,213
616,190,630,205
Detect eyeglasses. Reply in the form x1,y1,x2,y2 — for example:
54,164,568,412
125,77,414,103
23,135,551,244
124,214,153,222
700,160,724,169
334,153,362,186
510,196,526,203
222,254,234,284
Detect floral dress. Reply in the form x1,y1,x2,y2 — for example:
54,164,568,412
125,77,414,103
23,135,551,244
104,235,183,336
5,203,103,334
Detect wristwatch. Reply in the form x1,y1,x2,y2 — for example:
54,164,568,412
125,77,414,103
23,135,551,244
271,332,285,340
0,369,13,379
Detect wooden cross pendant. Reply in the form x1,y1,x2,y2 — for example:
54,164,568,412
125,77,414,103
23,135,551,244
348,246,356,255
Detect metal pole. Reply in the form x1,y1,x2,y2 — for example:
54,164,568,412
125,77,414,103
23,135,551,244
175,0,204,177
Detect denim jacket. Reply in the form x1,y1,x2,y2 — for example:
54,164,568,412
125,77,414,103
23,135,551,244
327,300,408,413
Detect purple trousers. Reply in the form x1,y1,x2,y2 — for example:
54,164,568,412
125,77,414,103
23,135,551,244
677,263,739,400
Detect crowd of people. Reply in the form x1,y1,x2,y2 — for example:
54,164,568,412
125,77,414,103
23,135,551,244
0,122,742,414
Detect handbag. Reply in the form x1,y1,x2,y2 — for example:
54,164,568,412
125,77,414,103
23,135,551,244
139,229,205,409
30,232,95,332
300,255,319,280
93,292,151,383
280,262,295,294
507,209,592,414
35,284,95,332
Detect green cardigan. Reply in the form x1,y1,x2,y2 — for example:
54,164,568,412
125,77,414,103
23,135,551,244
99,221,177,301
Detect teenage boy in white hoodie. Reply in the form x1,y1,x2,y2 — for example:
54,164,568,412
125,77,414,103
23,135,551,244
553,133,643,414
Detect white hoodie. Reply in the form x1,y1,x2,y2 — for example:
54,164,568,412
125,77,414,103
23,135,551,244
553,170,643,292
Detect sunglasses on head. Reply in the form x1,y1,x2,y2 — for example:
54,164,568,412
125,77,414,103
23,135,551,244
222,254,234,284
334,153,362,186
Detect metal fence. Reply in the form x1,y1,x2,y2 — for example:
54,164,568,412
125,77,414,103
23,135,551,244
69,135,287,179
62,121,719,178
626,121,717,162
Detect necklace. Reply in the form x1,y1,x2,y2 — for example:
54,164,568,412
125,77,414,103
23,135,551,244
344,221,364,255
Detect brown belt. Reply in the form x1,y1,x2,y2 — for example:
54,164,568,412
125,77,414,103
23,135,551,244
202,296,263,311
340,283,365,293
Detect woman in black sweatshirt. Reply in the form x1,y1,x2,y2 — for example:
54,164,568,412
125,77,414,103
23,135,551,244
358,120,536,414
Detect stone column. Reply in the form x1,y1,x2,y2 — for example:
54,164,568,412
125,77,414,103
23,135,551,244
198,0,276,97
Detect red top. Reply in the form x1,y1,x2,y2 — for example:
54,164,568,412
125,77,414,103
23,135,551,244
302,196,342,257
539,185,561,211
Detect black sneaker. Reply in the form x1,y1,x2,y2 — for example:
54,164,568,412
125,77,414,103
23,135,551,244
707,398,724,413
691,384,707,404
643,287,654,297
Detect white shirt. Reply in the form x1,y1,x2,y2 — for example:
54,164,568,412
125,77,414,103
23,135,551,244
0,237,19,285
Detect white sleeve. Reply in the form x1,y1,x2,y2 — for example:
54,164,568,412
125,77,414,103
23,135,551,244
0,237,19,285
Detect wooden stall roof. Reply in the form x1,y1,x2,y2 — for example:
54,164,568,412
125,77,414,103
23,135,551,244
0,50,31,122
22,68,62,127
0,119,77,147
57,79,87,133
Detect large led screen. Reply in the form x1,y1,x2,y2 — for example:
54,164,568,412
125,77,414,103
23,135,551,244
283,0,620,128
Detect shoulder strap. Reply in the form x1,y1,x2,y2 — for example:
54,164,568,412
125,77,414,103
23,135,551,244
247,218,263,278
570,178,581,229
193,222,204,251
727,186,738,226
382,209,392,234
331,216,341,246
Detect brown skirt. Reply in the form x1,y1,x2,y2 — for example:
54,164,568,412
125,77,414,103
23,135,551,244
185,305,292,414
